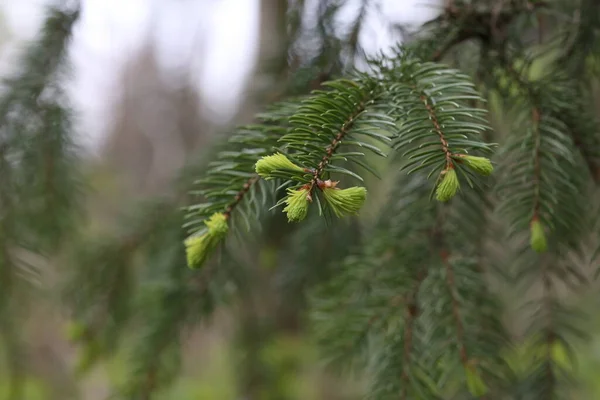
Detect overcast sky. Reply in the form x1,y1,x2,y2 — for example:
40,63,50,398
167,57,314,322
0,0,439,149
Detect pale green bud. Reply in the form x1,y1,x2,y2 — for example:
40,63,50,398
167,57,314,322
550,340,572,371
465,364,488,397
435,168,460,202
283,187,311,222
457,154,494,176
530,218,547,253
322,186,367,218
185,212,229,269
255,153,304,179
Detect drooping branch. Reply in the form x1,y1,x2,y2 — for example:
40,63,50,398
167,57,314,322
311,98,368,188
420,92,453,168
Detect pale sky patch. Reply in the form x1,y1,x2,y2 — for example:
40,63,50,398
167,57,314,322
0,0,440,150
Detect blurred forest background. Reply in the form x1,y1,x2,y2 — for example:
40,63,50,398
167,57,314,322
0,1,436,399
1,0,600,399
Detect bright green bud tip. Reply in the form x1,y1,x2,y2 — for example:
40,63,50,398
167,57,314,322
550,340,572,371
530,219,547,253
435,168,459,202
459,155,494,176
185,212,229,269
204,212,229,236
465,365,488,397
322,186,367,218
255,153,304,179
283,188,310,222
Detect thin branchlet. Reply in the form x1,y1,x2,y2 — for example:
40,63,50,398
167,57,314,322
420,93,454,168
532,107,542,220
440,248,469,365
400,268,427,400
310,99,368,192
224,176,260,219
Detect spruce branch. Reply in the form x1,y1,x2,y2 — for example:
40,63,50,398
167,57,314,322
307,84,369,186
311,169,506,398
399,267,428,400
224,176,260,218
420,91,453,168
441,247,469,366
0,5,81,389
510,253,585,399
427,206,494,398
187,51,496,269
493,57,588,253
63,201,178,373
118,239,220,400
530,106,546,252
184,101,300,268
266,77,394,219
0,5,81,251
384,56,495,201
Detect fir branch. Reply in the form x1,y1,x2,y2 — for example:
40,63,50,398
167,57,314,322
0,5,81,250
63,201,176,368
310,176,436,382
184,101,300,268
120,239,218,399
312,170,504,398
0,6,78,116
383,56,494,200
425,204,504,398
558,0,600,78
224,176,259,218
400,268,427,400
511,254,584,399
0,7,80,387
493,59,589,252
531,106,543,222
273,76,394,193
422,93,452,168
308,88,369,189
440,245,470,367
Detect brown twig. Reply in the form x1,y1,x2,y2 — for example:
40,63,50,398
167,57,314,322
309,99,368,192
400,268,427,399
420,93,454,168
431,210,487,398
531,107,542,219
224,176,260,219
440,249,469,364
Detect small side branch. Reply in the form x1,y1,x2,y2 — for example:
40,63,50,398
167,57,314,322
224,176,260,219
420,93,453,168
531,107,542,219
400,269,427,399
311,100,368,190
440,249,469,365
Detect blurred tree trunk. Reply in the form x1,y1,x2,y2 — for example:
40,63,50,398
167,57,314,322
101,37,211,197
234,0,290,124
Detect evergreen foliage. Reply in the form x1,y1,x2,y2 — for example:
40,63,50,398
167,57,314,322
1,0,600,399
